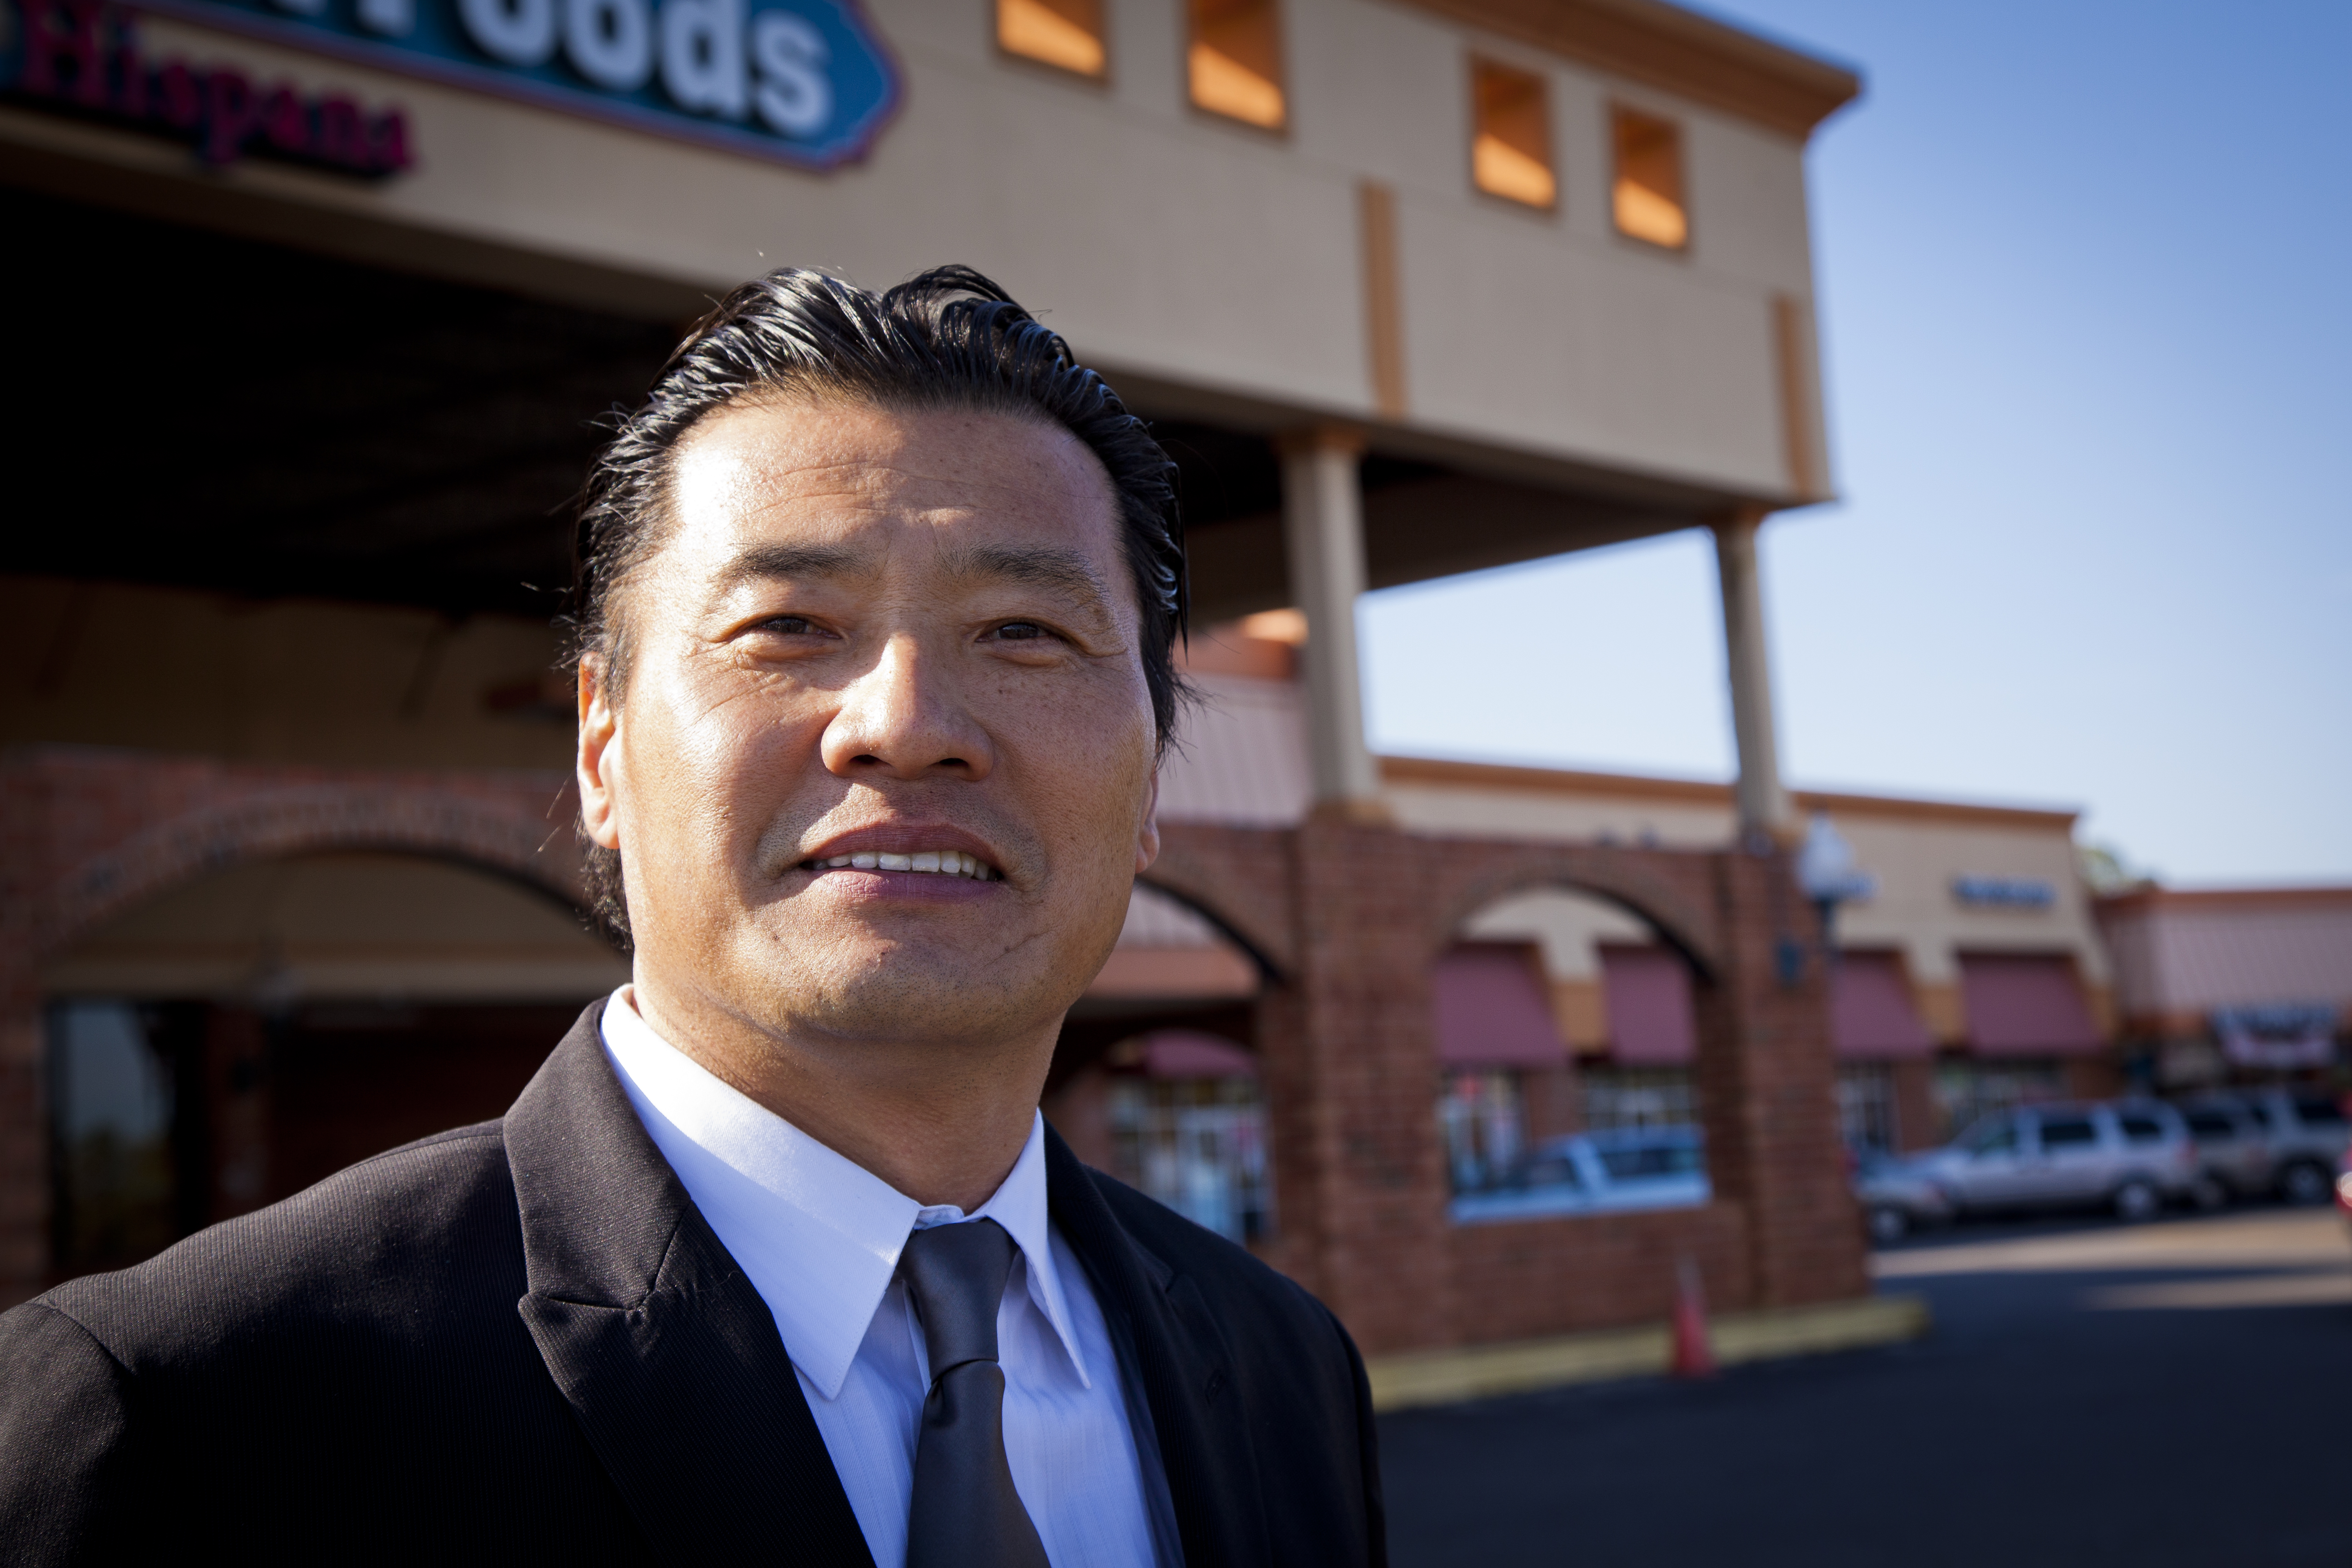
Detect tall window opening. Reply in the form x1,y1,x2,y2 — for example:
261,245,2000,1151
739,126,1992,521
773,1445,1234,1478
996,0,1106,79
1835,1064,1896,1153
48,1001,191,1275
1470,59,1554,209
1437,1067,1526,1196
1611,105,1687,248
1187,0,1284,129
1109,1051,1273,1243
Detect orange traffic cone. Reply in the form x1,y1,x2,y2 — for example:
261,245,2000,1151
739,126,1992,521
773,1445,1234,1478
1670,1255,1716,1379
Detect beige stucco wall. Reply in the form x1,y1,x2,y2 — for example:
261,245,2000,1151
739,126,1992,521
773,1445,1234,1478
1828,814,2108,988
7,0,1825,499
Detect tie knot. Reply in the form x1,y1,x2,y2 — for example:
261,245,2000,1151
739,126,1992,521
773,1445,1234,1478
899,1218,1018,1379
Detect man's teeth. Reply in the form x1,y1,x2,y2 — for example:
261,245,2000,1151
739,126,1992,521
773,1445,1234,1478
811,850,997,880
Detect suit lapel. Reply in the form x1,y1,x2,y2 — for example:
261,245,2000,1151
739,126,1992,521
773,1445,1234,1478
504,1003,875,1568
1047,1129,1272,1568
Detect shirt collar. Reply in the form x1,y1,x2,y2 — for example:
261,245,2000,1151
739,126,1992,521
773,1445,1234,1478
597,986,1090,1400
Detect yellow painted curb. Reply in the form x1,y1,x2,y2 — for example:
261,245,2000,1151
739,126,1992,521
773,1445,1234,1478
1365,1293,1932,1412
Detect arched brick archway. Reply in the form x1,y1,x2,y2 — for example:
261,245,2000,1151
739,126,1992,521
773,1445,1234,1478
1420,842,1725,982
3,751,589,978
42,785,593,970
1142,822,1297,982
0,749,595,1305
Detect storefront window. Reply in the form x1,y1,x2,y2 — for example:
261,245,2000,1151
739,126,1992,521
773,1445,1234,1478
48,1001,182,1273
1437,1069,1524,1195
1933,1060,2064,1146
1109,1076,1272,1243
1835,1065,1895,1153
1581,1065,1695,1131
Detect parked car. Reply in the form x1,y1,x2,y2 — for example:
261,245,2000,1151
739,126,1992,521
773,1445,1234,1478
1450,1125,1710,1224
1916,1101,2199,1221
2245,1091,2352,1206
2178,1091,2351,1205
2179,1097,2272,1202
1853,1147,1954,1244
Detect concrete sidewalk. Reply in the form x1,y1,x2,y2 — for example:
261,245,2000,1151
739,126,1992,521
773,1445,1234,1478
1365,1292,1931,1411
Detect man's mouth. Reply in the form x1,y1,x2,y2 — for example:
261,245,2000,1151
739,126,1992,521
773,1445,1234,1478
801,849,1000,882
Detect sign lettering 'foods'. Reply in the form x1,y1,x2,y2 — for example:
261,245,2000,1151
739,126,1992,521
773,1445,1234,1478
2,0,897,168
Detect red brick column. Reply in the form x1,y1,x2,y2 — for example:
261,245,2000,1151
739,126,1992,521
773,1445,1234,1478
1691,846,1868,1307
1273,816,1454,1355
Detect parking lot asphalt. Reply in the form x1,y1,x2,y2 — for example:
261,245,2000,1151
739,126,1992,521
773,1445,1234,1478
1377,1206,2352,1568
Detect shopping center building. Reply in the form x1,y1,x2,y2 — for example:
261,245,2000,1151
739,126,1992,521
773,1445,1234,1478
0,0,1880,1349
1055,617,2121,1235
2096,885,2352,1092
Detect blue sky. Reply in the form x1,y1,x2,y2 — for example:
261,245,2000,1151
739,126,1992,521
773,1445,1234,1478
1359,0,2352,885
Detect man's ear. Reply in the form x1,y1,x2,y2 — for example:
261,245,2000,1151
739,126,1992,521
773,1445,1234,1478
577,655,623,852
1134,765,1161,875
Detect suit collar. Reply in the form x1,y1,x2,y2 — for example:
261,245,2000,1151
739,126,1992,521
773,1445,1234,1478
598,987,1093,1397
1047,1127,1273,1568
504,1001,874,1567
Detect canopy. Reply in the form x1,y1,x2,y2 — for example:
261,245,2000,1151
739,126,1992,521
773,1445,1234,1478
1430,945,1567,1068
1138,1030,1259,1079
1601,944,1696,1065
1830,953,1935,1059
1960,954,2103,1056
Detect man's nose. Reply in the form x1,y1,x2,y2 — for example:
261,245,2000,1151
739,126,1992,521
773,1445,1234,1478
819,634,995,782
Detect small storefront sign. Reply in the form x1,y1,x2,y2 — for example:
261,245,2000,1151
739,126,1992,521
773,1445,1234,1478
1950,875,2055,910
2213,1003,2340,1071
3,0,897,169
5,0,413,172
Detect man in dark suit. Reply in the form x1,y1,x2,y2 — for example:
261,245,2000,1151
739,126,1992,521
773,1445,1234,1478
0,268,1386,1566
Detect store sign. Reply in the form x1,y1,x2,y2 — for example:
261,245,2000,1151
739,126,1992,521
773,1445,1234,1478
1950,876,2055,911
4,0,413,172
6,0,899,169
2213,1003,2339,1070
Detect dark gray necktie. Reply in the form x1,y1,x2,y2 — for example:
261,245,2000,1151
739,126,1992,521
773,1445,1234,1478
898,1219,1051,1568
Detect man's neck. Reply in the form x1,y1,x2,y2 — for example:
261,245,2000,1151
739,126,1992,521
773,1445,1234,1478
623,980,1056,1213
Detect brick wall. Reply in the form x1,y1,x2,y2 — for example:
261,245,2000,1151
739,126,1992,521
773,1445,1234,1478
4,748,1870,1345
0,746,587,1304
1154,815,1866,1355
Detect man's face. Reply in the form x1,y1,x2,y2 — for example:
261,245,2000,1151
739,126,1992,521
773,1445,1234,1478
578,397,1161,1055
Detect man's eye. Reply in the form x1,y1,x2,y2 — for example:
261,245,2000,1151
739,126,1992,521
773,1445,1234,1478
993,621,1050,643
760,615,818,635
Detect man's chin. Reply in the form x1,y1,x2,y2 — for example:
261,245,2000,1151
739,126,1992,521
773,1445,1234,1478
729,943,1067,1049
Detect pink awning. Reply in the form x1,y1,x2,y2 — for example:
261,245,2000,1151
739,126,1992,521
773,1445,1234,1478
1431,945,1566,1068
1960,954,2104,1056
1831,953,1935,1059
1140,1030,1258,1079
1601,945,1696,1065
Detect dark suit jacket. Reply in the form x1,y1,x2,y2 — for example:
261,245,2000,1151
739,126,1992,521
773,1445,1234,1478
0,1002,1384,1565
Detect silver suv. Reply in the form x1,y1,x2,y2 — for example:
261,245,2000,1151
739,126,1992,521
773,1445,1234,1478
1922,1101,2199,1221
2184,1091,2352,1205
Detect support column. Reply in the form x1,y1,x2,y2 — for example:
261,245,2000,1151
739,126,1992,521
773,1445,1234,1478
1713,507,1795,842
1278,426,1386,822
1692,846,1869,1308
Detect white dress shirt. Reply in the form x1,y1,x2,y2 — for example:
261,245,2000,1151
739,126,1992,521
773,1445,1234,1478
599,987,1166,1568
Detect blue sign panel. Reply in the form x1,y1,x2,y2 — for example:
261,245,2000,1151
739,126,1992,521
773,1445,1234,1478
117,0,900,167
1950,876,2056,911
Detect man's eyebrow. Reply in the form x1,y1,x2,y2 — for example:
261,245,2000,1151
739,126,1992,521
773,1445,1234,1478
711,542,868,593
941,544,1115,608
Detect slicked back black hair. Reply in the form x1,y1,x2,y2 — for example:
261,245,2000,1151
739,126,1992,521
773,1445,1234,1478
568,265,1189,945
